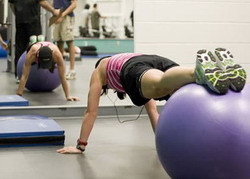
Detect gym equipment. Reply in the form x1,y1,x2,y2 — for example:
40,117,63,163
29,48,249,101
156,83,250,178
0,45,7,58
0,115,65,147
0,95,28,106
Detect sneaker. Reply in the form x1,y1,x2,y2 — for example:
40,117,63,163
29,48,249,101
195,49,229,94
16,77,20,84
29,35,37,44
37,35,45,42
214,48,247,92
66,71,76,80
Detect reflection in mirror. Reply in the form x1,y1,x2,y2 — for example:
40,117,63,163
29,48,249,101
74,0,134,56
75,0,134,39
1,0,135,110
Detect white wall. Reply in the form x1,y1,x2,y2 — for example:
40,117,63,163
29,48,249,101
134,0,250,68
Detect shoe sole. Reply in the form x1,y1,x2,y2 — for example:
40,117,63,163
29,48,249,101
214,48,246,92
66,76,76,80
66,74,76,80
196,49,229,94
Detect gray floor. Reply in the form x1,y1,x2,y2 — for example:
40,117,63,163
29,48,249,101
0,116,169,179
0,57,169,179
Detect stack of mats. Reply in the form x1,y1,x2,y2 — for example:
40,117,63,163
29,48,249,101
0,95,29,106
0,115,65,147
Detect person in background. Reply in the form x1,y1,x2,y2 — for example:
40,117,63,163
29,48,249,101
8,0,59,83
130,10,134,27
90,3,104,38
16,40,79,101
53,0,77,80
80,3,90,37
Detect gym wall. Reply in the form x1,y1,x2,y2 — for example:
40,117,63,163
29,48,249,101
134,0,250,68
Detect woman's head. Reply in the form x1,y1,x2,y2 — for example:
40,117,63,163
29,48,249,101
37,46,53,70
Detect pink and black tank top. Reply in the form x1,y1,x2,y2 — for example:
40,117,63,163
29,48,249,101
106,53,142,92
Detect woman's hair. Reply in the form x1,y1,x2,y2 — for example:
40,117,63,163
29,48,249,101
84,4,90,9
94,57,107,68
27,43,55,73
95,56,126,100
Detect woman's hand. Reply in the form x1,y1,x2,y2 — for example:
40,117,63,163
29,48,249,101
67,96,80,101
56,146,83,154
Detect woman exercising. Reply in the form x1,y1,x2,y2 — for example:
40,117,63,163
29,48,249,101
57,48,246,154
16,41,79,101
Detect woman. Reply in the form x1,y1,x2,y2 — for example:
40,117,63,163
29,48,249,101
57,48,246,154
16,41,79,101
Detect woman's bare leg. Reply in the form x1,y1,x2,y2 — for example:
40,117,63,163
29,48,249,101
141,66,195,99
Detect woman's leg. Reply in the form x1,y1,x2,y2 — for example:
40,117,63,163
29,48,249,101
140,66,195,99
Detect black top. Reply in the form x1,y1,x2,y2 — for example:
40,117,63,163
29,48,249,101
9,0,42,24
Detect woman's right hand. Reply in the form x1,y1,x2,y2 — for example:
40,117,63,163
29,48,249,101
56,146,84,154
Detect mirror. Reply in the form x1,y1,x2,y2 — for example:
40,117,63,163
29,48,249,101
0,0,135,109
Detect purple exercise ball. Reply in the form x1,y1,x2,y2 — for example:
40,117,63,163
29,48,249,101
156,83,250,179
17,52,60,92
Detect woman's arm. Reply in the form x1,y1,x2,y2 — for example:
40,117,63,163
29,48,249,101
57,69,103,154
55,51,79,101
144,99,159,132
16,53,32,96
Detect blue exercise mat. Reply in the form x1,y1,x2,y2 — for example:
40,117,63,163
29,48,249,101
0,115,65,147
0,95,29,106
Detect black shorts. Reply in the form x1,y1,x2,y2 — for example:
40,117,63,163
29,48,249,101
120,55,179,106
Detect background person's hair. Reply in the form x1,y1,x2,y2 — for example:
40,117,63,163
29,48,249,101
84,4,90,9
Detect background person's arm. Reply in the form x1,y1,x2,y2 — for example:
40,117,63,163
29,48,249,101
39,0,59,16
55,0,77,24
0,35,8,50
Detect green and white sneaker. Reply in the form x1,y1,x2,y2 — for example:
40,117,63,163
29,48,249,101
66,71,76,80
214,48,246,92
37,35,45,42
29,35,45,45
29,35,37,44
195,49,229,94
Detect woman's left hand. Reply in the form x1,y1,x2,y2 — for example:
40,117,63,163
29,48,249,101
67,96,80,101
